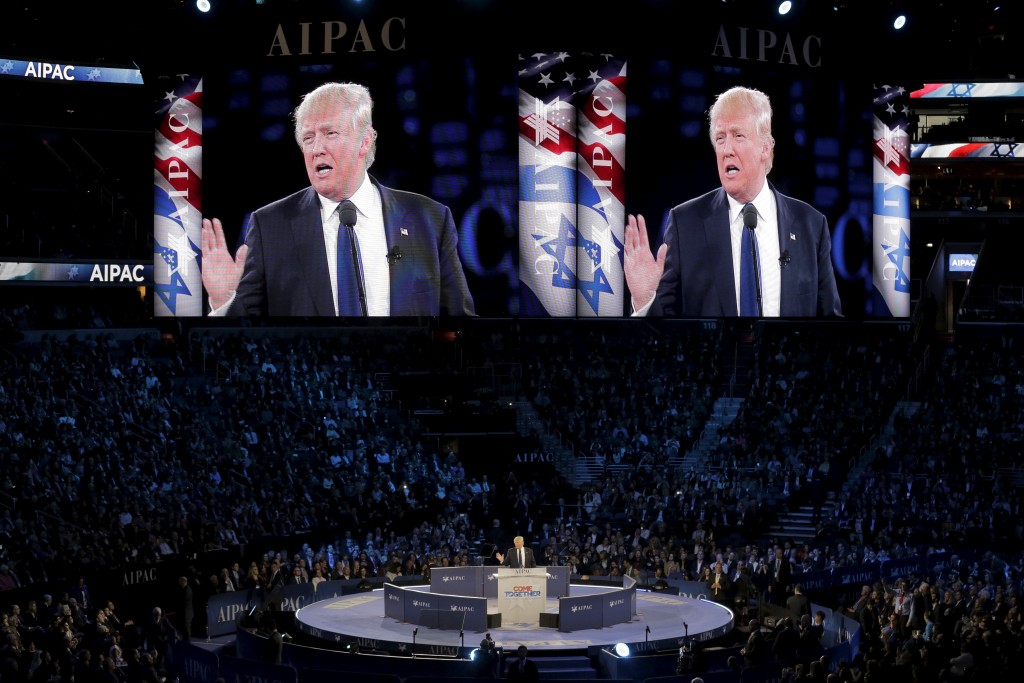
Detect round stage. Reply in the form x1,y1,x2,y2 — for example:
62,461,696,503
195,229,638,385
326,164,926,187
293,584,734,658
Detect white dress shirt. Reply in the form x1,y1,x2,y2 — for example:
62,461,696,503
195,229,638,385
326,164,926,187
727,182,781,317
320,173,390,316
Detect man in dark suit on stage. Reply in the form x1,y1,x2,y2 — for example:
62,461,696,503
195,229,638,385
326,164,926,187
496,536,537,568
624,85,841,318
201,81,475,317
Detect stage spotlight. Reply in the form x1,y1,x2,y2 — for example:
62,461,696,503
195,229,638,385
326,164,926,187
893,14,907,30
196,0,211,12
778,1,793,15
613,643,630,657
469,648,480,661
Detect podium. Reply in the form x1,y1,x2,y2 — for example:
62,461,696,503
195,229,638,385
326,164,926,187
495,567,548,625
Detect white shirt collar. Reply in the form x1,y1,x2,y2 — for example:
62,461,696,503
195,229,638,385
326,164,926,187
726,180,773,225
317,172,375,219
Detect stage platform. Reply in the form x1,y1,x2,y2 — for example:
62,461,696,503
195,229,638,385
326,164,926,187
293,584,734,658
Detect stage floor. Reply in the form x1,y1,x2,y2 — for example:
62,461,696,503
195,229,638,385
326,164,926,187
293,584,734,656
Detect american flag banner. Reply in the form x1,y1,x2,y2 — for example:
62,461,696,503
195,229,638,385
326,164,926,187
575,55,626,317
871,84,911,318
911,142,1019,159
518,52,580,317
153,75,203,316
911,82,1024,99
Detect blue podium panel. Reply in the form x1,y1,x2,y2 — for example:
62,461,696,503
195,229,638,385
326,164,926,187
430,566,484,597
603,588,632,628
437,594,487,632
404,590,440,627
384,583,405,622
546,566,571,598
558,593,604,632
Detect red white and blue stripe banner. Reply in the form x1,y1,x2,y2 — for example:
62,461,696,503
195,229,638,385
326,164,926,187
518,52,627,317
911,82,1024,99
910,142,1019,159
519,52,580,317
575,56,626,317
872,84,911,318
153,75,204,316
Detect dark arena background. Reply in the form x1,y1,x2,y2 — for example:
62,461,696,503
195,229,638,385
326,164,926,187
2,1,1024,682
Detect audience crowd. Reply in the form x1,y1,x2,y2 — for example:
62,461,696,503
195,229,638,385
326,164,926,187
2,306,1023,682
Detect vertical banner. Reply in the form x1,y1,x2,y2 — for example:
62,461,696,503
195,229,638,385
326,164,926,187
871,84,911,317
154,75,204,316
576,56,627,316
518,53,580,316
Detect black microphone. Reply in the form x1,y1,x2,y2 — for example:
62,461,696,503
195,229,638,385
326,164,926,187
387,246,403,264
742,203,758,231
779,250,791,268
337,200,366,315
741,203,763,317
338,200,358,228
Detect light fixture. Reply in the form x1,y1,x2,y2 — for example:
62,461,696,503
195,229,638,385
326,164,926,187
613,643,630,657
893,14,907,30
196,0,211,12
469,648,480,661
778,1,793,15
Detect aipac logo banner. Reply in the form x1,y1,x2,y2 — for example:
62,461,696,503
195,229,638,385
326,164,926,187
871,84,911,317
558,593,603,632
154,74,204,316
518,52,627,317
429,566,483,597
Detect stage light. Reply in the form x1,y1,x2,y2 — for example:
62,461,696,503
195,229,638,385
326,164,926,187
613,643,630,657
778,1,793,15
196,0,211,13
893,14,907,30
469,648,480,661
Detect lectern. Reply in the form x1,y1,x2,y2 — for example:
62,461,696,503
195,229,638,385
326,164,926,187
495,567,548,625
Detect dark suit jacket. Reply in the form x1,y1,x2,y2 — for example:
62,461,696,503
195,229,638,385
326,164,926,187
501,547,538,569
771,556,793,595
743,629,768,666
787,593,812,619
506,657,539,682
230,179,475,316
649,185,842,317
706,571,731,600
772,624,800,662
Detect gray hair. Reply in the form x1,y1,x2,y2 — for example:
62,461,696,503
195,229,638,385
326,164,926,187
708,86,775,173
293,82,378,168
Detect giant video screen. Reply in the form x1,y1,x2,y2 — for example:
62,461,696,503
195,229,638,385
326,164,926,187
4,0,954,322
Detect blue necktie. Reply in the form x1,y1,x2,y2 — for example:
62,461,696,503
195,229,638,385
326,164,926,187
336,201,364,316
739,203,760,317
